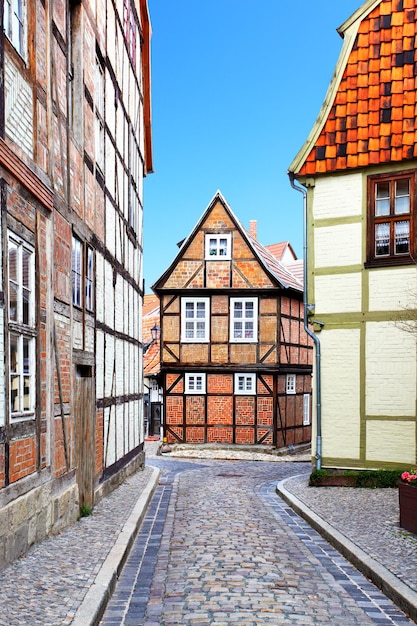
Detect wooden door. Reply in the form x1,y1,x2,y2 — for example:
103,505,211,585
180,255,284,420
75,368,95,510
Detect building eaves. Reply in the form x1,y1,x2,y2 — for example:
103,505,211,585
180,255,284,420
288,0,383,176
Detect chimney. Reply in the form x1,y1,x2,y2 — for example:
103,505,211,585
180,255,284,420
249,220,257,240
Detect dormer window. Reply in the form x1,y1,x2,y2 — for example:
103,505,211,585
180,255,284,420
205,234,231,260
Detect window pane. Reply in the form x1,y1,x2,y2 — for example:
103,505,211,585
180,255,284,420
395,220,409,254
23,338,30,374
196,322,205,338
10,335,19,373
246,377,253,391
375,182,390,216
395,180,410,215
23,377,31,410
10,375,20,412
245,302,254,318
238,376,244,391
188,376,195,390
196,302,206,317
234,302,243,318
185,322,194,338
23,287,30,325
219,239,228,256
209,238,217,255
375,222,390,256
234,322,242,338
8,241,18,282
185,302,194,318
245,322,253,338
22,248,30,287
9,282,18,322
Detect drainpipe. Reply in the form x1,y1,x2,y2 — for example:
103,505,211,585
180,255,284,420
288,174,322,470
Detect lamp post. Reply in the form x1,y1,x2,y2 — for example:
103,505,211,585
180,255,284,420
150,324,160,341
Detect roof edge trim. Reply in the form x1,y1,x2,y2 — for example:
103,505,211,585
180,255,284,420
288,0,382,176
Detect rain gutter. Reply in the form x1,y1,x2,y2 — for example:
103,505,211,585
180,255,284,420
288,174,322,470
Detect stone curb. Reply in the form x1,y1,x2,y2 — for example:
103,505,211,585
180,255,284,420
71,467,161,626
276,476,417,623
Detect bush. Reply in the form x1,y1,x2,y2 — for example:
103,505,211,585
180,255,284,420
309,468,405,488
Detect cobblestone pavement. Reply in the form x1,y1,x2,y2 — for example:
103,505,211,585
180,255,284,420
0,442,416,625
100,453,414,626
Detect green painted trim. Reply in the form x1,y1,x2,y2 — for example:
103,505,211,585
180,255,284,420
359,320,366,461
365,415,417,422
315,265,363,276
309,311,414,327
321,457,411,471
314,215,362,228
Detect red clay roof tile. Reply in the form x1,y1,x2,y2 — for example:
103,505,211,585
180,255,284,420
295,0,417,176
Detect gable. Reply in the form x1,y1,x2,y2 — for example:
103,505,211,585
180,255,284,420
153,193,299,291
290,0,417,176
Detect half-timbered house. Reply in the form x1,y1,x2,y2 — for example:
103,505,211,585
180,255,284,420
289,0,417,470
152,192,313,448
0,0,152,566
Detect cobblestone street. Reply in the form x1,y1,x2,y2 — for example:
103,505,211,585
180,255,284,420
100,454,414,626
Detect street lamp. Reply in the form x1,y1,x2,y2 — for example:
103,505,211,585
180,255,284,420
151,324,160,341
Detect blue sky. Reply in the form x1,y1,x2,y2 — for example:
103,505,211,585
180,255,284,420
144,1,361,291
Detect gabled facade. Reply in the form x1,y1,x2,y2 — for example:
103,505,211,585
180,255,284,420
289,0,417,469
0,0,152,566
152,192,313,447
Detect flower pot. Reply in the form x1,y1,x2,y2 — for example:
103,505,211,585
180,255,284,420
399,481,417,534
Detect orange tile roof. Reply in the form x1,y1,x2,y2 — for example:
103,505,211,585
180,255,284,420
293,0,417,176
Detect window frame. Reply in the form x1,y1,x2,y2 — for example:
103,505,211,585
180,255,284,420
185,373,206,394
4,0,26,58
286,374,296,395
181,297,210,343
7,232,36,420
234,373,256,395
230,297,258,343
366,170,416,267
205,233,231,260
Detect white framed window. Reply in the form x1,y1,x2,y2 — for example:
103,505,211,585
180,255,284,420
234,373,256,395
72,236,94,311
303,393,310,425
181,297,209,342
4,0,25,57
230,298,257,343
286,374,296,395
205,234,231,260
85,246,94,312
72,236,82,308
185,373,206,394
8,233,35,419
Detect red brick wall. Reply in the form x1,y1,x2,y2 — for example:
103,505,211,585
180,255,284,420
207,374,233,394
186,396,205,424
235,397,255,425
9,438,36,483
207,396,233,425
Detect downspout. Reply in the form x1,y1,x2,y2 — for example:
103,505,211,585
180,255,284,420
289,173,322,470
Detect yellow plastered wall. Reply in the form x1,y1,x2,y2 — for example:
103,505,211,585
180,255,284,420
366,421,416,465
321,329,361,459
366,322,416,417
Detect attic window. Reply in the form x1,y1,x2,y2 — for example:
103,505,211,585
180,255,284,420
205,234,231,260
